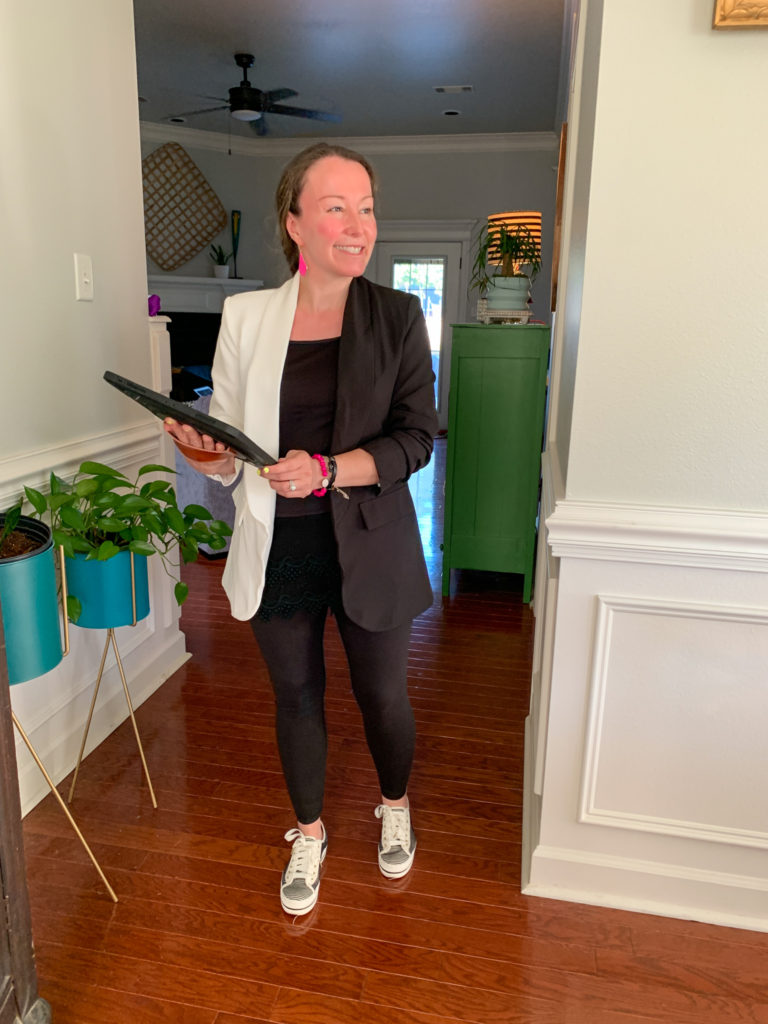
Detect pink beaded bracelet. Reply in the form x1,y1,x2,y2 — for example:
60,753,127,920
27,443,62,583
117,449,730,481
311,453,329,496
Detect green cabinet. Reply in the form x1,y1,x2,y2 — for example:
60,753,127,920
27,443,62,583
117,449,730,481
442,324,550,602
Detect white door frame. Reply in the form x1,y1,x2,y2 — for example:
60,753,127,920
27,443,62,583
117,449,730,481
370,220,476,428
374,220,475,323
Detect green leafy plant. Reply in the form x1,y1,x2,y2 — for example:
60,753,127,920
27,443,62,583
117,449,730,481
0,502,22,554
209,244,232,265
20,461,232,622
470,223,542,296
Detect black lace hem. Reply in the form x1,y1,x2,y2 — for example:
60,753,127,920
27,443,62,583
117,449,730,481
255,515,342,622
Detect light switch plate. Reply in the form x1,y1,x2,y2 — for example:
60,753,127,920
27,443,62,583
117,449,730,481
74,253,94,301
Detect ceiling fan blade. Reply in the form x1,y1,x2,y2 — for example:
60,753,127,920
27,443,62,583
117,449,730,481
170,103,229,118
263,88,298,103
264,103,342,122
250,116,269,136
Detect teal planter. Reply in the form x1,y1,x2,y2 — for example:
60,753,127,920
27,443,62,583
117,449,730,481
66,550,149,629
0,515,63,685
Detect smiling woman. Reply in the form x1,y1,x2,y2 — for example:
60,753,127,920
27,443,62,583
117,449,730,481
162,141,438,918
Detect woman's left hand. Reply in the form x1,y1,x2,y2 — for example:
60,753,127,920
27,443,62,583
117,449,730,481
263,449,320,498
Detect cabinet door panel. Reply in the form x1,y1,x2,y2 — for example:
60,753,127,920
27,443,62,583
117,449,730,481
443,325,549,600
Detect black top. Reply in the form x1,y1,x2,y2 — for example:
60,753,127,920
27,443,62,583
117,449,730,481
275,338,339,517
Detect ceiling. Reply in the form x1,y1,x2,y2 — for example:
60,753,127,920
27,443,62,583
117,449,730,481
133,0,566,140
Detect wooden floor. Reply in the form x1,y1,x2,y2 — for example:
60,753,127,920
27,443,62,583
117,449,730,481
22,440,768,1023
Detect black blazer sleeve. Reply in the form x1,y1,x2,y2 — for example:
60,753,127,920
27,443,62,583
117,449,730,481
329,278,438,631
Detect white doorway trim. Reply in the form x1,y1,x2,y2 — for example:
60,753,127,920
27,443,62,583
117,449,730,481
374,219,476,325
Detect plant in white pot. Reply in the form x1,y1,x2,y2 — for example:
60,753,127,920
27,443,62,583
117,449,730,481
470,220,542,314
209,244,232,279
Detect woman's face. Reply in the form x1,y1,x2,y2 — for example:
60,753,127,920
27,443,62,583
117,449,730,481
286,155,377,282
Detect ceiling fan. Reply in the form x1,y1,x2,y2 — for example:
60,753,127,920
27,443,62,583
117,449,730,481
170,53,341,134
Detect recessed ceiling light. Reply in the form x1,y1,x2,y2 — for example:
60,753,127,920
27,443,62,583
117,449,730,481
443,110,461,117
167,116,187,124
434,85,473,94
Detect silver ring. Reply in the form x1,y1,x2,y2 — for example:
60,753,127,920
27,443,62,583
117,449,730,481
288,480,297,492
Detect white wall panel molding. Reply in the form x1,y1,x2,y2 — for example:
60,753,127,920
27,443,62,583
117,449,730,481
548,500,768,571
529,448,563,796
140,121,559,157
0,423,160,509
581,594,768,850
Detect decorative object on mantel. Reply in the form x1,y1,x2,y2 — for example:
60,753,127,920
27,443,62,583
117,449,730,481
209,244,232,279
142,142,228,271
147,294,161,316
231,209,242,278
713,0,768,28
470,211,542,322
146,275,265,315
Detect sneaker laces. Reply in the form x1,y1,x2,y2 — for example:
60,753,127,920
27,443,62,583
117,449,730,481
375,805,410,852
283,828,322,885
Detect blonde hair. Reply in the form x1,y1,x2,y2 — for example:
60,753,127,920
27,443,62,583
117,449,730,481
275,143,378,273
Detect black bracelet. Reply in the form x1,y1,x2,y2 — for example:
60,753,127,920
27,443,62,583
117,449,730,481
327,454,338,489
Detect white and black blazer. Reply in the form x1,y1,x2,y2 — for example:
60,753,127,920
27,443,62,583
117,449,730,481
209,273,438,631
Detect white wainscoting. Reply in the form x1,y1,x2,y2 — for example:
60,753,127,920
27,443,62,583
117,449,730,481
523,495,768,932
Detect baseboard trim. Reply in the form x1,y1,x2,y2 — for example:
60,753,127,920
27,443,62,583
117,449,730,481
524,844,768,933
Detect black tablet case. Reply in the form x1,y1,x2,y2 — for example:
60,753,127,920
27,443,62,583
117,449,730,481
104,371,275,468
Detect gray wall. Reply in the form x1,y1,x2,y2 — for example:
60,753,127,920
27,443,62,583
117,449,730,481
140,130,559,321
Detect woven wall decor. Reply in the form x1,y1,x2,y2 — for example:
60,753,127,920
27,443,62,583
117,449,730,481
142,142,228,272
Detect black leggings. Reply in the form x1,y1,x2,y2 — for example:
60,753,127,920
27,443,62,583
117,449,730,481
250,605,415,825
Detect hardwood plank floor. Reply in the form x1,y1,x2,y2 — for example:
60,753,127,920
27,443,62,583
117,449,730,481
21,440,768,1022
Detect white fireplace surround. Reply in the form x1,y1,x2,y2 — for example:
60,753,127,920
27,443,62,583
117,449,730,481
147,274,264,314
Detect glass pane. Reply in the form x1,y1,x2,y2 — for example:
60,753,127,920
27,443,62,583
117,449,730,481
392,257,446,408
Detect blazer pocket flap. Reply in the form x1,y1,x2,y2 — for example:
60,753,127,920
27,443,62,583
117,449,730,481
359,486,413,531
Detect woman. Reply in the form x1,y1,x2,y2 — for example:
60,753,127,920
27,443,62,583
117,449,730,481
165,143,437,916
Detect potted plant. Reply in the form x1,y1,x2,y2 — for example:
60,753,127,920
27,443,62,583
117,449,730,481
15,460,232,627
209,244,232,279
470,222,542,313
0,506,64,684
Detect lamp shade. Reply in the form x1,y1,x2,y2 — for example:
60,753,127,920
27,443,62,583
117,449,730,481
486,211,542,266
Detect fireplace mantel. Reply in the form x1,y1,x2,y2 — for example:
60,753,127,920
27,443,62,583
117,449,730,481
147,274,264,314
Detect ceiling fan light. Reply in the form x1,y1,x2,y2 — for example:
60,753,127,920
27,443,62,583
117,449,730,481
231,108,262,122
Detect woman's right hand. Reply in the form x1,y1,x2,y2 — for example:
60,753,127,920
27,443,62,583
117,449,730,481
164,418,236,477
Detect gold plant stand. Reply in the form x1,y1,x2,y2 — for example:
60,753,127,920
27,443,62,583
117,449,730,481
12,711,117,903
67,552,157,809
12,547,118,902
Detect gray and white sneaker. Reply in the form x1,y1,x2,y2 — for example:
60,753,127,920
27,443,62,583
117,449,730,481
375,804,416,878
280,825,327,915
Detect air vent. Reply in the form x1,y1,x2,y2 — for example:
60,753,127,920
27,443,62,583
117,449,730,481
434,85,473,94
443,110,461,117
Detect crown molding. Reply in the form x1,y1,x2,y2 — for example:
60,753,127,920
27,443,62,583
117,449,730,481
140,121,559,158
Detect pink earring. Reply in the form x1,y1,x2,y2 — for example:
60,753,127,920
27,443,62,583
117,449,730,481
298,252,308,276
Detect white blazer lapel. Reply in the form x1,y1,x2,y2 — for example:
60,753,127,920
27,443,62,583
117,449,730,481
240,273,300,518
